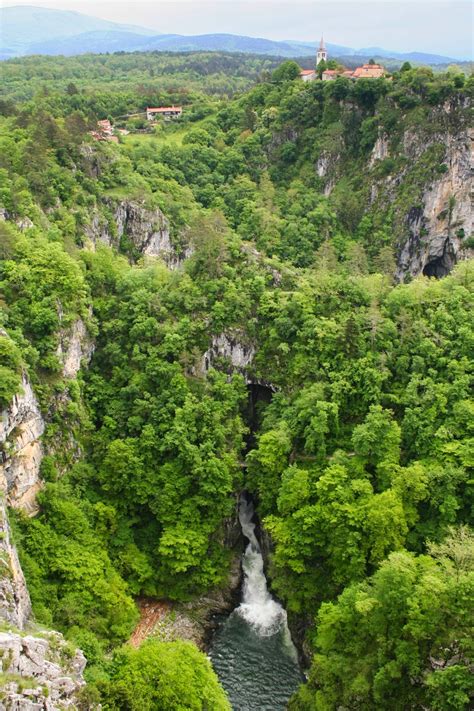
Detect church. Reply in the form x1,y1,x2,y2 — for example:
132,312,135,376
299,37,327,81
299,37,387,82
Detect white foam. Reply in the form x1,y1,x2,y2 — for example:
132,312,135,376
236,497,287,637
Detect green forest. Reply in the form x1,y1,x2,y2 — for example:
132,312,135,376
0,51,472,710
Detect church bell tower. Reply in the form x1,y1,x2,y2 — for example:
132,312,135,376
316,36,328,65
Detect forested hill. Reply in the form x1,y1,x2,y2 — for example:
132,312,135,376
0,55,473,709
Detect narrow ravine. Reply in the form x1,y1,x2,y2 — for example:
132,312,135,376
210,496,302,710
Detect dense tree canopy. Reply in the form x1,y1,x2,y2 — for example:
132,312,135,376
1,52,472,709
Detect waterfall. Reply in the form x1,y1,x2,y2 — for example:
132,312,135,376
236,496,288,638
209,495,301,710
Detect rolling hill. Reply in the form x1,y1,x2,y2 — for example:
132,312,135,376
0,5,462,64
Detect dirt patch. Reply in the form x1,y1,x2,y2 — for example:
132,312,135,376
129,598,171,648
128,555,242,651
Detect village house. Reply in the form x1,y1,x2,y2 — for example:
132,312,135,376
321,69,338,81
146,106,183,121
323,64,387,80
299,69,317,82
90,119,119,143
351,63,386,79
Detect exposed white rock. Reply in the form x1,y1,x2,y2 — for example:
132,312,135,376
369,133,390,166
397,128,473,280
316,154,331,178
16,217,34,231
0,631,87,710
0,500,31,629
56,318,94,380
202,333,256,377
113,199,171,257
84,198,191,267
0,373,44,513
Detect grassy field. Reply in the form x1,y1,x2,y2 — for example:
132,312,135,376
122,128,186,148
121,118,209,149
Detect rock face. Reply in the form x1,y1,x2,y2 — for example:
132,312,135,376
202,333,256,379
396,128,473,280
315,101,472,280
56,318,94,380
0,500,31,629
0,373,44,513
369,133,390,166
111,199,172,257
0,631,87,710
85,198,190,266
0,332,91,707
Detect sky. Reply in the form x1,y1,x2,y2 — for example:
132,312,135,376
4,1,473,58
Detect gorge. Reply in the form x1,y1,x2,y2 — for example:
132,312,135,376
210,496,302,710
0,53,472,710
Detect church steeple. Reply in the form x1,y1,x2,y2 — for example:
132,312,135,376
316,35,328,65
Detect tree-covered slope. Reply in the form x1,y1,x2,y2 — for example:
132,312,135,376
0,57,472,709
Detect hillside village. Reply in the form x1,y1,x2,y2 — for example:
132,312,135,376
300,36,388,81
90,40,388,143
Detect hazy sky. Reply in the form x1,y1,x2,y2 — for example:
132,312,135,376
4,1,473,58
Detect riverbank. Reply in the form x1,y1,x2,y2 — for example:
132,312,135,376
129,554,242,651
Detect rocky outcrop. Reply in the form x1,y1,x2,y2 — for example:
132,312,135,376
369,133,390,166
0,374,44,514
85,198,191,266
130,554,242,653
0,209,34,231
0,501,31,630
396,128,473,280
0,630,87,710
110,199,172,257
56,318,94,380
201,333,256,384
0,368,89,708
0,373,89,708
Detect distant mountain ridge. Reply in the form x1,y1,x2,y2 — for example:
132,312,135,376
0,5,463,64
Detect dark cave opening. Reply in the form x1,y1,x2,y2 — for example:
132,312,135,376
422,256,452,278
422,240,456,278
244,383,274,451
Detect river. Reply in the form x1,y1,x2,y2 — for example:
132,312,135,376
210,496,302,710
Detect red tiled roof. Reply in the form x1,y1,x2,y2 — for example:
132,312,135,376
147,106,182,112
352,64,386,78
300,70,316,76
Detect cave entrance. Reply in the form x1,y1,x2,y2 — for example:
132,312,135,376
422,256,452,278
243,383,274,451
422,241,455,278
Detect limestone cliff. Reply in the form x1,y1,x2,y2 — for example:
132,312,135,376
56,318,94,381
396,127,473,279
0,500,31,630
0,325,92,708
85,197,191,266
316,99,473,280
202,333,256,379
0,373,44,514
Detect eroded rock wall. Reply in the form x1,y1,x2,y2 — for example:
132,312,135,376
85,197,191,267
396,128,473,279
0,501,31,629
0,374,44,514
56,317,94,380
